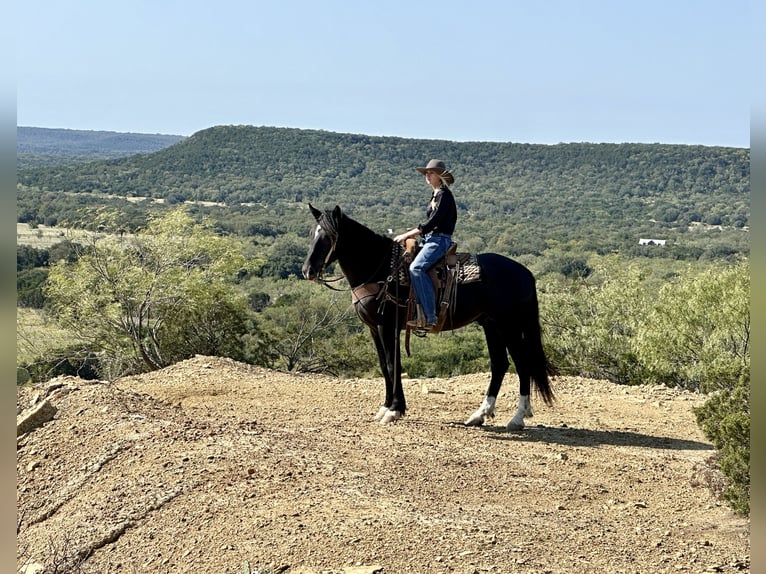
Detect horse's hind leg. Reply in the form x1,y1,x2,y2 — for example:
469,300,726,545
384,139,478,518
506,331,533,431
465,321,508,426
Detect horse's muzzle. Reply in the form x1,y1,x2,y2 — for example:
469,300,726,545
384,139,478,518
301,262,317,280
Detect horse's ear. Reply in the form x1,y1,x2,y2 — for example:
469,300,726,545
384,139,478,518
332,205,342,222
309,203,322,221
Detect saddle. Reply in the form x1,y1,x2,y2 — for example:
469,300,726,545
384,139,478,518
404,239,476,334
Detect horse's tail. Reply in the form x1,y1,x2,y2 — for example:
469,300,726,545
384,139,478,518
523,291,556,406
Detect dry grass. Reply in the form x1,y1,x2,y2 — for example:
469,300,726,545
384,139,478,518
16,308,77,365
16,223,95,249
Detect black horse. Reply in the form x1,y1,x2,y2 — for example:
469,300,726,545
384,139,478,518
302,205,555,429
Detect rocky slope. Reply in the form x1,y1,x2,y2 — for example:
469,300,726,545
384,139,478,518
17,356,749,573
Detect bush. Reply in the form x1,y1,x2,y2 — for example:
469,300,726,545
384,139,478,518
44,208,252,377
255,278,377,375
18,343,101,384
404,324,488,378
693,374,750,515
635,259,749,392
539,257,652,383
540,256,750,515
17,268,49,308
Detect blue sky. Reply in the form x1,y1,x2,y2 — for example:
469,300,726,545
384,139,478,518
16,0,751,147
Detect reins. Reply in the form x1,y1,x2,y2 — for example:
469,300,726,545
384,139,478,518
313,211,415,370
314,275,349,291
315,213,410,304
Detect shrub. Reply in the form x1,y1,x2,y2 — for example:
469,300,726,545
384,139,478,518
404,324,488,378
539,257,750,515
539,257,652,383
17,268,49,308
18,343,100,384
635,259,749,392
44,208,252,378
693,373,750,515
249,277,376,376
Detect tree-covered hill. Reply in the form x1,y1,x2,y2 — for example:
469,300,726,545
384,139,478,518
17,127,185,168
17,125,749,259
17,127,750,517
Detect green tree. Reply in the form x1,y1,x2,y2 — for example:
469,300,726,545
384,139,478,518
17,268,48,308
256,233,307,279
635,259,749,392
251,277,376,376
694,374,750,515
635,260,750,515
540,257,652,383
45,208,252,378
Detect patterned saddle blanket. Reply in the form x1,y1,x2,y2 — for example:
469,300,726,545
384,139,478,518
453,253,481,284
394,241,482,287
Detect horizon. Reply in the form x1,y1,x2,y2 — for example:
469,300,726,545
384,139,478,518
16,124,751,150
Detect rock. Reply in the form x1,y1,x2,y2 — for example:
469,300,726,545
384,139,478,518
17,399,57,436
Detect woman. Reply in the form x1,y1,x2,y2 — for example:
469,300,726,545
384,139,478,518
393,159,457,332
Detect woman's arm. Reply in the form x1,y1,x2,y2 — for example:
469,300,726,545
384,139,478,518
393,227,420,244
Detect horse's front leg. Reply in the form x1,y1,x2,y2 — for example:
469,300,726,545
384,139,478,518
369,325,406,424
375,323,406,424
369,327,392,420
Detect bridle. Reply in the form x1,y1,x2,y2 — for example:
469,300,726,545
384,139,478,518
312,210,413,363
310,213,347,291
312,211,409,304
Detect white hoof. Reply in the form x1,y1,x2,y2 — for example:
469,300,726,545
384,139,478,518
374,406,389,421
506,395,533,431
465,396,496,427
506,419,525,431
464,411,485,426
379,409,403,424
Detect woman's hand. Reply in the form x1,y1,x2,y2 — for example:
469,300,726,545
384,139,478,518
393,228,420,244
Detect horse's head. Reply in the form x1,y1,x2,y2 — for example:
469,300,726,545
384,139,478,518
302,204,342,281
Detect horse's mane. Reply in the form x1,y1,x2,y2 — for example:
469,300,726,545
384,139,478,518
326,208,392,248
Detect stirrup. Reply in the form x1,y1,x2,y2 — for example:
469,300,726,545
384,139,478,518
407,304,425,329
407,319,436,337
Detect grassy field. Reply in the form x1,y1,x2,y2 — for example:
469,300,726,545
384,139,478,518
16,222,96,249
17,307,77,365
17,224,91,377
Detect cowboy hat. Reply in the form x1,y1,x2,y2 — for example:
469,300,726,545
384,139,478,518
415,159,454,185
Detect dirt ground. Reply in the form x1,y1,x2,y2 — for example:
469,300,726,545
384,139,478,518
17,355,750,574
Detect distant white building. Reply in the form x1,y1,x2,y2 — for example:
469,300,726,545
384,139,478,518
638,238,667,246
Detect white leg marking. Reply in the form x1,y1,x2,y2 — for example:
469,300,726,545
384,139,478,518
374,405,389,421
506,394,533,431
379,409,403,424
464,395,496,426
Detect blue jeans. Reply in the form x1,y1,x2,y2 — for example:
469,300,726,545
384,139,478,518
409,233,452,324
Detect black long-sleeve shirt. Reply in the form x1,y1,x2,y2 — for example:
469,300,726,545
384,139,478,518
418,185,457,236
